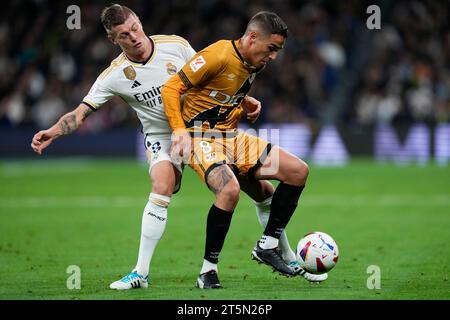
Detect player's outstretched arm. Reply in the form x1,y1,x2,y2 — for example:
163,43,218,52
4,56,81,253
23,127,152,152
161,75,192,162
161,76,188,133
31,104,94,155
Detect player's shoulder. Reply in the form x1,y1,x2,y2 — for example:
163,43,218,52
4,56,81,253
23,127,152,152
210,39,231,48
202,39,230,52
97,52,127,81
200,39,233,62
151,34,190,48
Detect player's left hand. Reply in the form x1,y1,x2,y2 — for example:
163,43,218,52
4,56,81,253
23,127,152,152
242,96,261,123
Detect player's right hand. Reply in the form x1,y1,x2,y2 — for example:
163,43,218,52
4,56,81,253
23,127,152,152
242,95,262,123
170,129,192,165
31,130,54,155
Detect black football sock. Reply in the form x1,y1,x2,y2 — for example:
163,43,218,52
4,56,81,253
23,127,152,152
263,183,305,239
204,204,234,264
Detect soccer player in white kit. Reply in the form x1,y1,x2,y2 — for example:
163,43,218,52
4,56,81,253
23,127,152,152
31,4,318,290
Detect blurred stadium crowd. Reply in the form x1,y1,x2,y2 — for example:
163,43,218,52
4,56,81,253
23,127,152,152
0,0,449,133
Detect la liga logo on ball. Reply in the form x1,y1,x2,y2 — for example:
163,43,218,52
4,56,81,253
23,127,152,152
296,232,339,274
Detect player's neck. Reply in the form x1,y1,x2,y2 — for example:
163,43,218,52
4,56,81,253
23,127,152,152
236,38,249,62
236,38,257,71
125,37,153,63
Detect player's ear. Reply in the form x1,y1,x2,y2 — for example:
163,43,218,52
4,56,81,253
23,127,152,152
249,31,258,44
108,33,117,45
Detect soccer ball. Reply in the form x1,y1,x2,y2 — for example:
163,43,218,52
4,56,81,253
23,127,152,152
296,232,339,274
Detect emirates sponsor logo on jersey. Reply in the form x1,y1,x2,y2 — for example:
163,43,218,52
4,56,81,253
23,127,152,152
134,85,163,108
189,55,206,72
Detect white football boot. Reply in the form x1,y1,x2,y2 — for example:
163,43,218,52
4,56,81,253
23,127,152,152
110,271,148,290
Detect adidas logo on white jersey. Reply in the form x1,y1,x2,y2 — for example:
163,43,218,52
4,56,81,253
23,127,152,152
131,80,142,88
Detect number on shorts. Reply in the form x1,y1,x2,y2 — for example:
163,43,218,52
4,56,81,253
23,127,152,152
199,141,213,153
199,141,216,162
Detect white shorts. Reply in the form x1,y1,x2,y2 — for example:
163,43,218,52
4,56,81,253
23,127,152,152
144,133,184,193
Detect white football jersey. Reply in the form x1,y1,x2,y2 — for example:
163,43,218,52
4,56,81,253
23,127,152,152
82,35,196,134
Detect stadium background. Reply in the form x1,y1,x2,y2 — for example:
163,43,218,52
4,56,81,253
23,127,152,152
0,0,449,300
2,0,449,161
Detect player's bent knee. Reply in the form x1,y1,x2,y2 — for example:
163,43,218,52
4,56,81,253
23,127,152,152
213,181,240,212
299,160,309,180
151,180,175,197
285,159,309,186
218,181,241,204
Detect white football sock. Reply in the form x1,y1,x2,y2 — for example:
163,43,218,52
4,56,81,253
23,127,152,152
258,235,279,249
255,197,297,261
134,193,170,277
200,259,218,274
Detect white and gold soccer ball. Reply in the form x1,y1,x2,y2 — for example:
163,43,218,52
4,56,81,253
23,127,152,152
296,232,339,274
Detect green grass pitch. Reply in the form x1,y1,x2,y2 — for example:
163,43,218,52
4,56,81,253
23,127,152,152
0,158,449,300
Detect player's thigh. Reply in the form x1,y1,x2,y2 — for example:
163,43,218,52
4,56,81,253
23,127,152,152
189,136,227,186
207,164,241,207
253,145,309,184
145,134,182,195
232,131,271,177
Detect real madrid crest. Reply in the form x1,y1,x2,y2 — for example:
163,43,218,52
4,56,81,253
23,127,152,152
123,65,136,80
166,62,177,75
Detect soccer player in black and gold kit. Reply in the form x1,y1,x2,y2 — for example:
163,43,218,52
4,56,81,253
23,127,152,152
162,11,327,288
